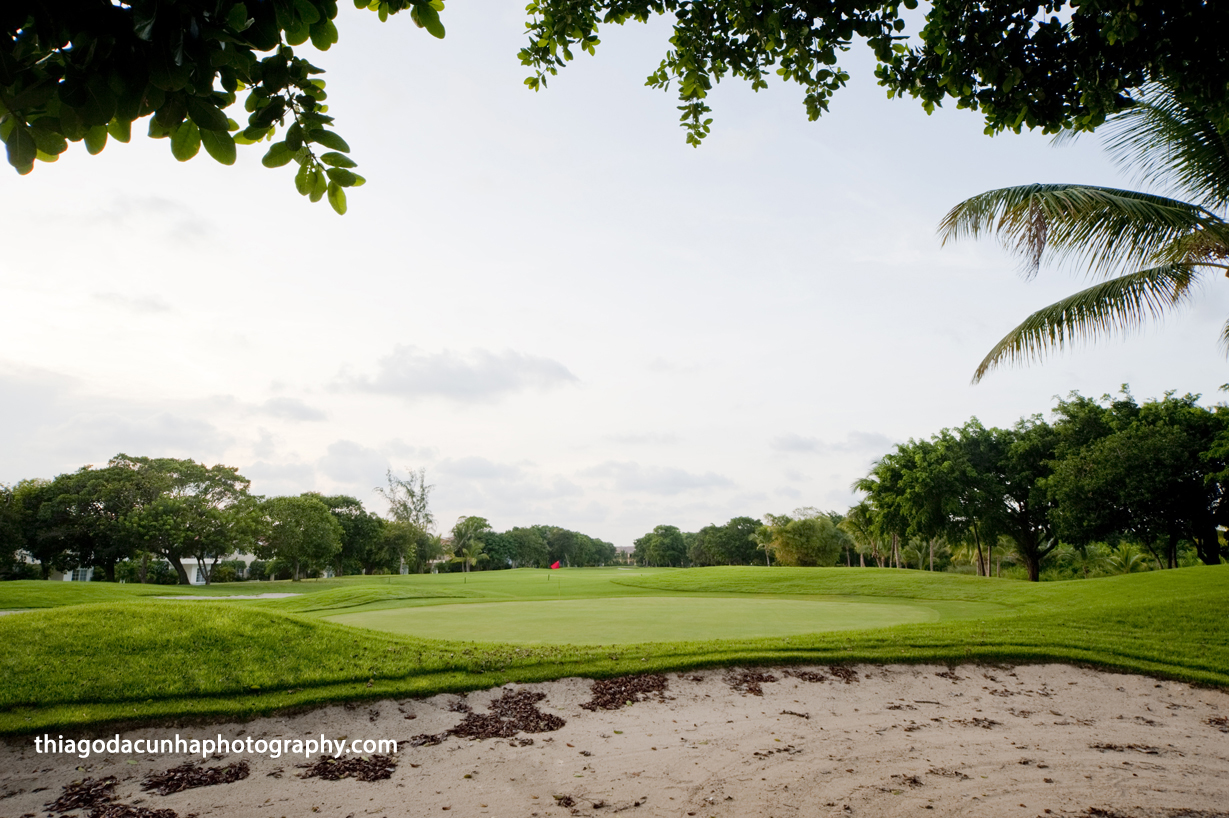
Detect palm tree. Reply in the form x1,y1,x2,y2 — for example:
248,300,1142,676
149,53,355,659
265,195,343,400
1108,542,1150,575
940,81,1229,382
450,515,492,574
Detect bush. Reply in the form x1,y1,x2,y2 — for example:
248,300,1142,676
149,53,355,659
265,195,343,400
247,560,268,581
0,561,39,581
266,558,293,581
211,565,238,583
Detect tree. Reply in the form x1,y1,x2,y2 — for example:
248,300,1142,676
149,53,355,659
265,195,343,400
632,524,686,567
450,515,492,573
117,455,259,584
856,419,1059,580
377,520,440,574
2,0,449,211
504,526,550,568
309,493,384,576
939,80,1229,381
38,463,161,581
755,509,848,568
523,1,1229,147
1046,390,1229,567
258,495,342,580
3,478,66,579
690,516,762,566
377,467,435,531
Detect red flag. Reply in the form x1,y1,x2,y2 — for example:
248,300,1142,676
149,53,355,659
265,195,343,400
550,561,561,569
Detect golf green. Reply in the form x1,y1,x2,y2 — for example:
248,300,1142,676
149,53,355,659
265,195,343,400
325,595,956,644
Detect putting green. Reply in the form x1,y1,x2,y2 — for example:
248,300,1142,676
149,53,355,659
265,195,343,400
325,595,951,644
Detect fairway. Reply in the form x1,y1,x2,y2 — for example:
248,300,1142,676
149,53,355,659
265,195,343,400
326,595,947,643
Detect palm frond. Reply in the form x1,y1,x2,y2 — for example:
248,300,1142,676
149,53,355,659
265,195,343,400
972,264,1203,383
1221,318,1229,357
1099,82,1229,212
939,184,1227,280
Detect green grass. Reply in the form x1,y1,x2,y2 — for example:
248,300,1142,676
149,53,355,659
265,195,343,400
325,596,981,643
1,566,1226,735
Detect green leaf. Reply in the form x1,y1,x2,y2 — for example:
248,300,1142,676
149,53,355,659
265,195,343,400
107,118,132,143
30,119,68,156
308,129,350,152
262,141,295,168
285,122,303,151
318,151,356,168
80,74,118,127
148,117,171,139
227,2,250,30
83,125,109,155
201,129,237,165
310,19,340,51
186,96,231,132
309,167,327,202
170,121,202,161
413,4,446,38
327,180,347,214
293,0,322,24
240,125,272,142
295,162,312,195
325,167,358,186
5,127,37,173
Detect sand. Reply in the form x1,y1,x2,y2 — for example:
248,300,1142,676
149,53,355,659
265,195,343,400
3,663,1228,818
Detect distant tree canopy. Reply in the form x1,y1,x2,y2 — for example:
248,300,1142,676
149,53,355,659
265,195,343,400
0,456,623,581
854,389,1229,580
755,509,851,568
475,524,616,570
523,0,1229,145
687,516,761,566
633,524,687,567
257,494,342,581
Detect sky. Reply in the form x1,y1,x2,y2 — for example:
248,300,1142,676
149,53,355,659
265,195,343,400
3,4,1228,547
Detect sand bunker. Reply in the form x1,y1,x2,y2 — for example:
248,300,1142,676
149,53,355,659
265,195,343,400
3,663,1227,817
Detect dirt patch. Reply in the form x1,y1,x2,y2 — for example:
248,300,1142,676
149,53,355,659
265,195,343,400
408,733,446,747
297,755,398,782
1090,743,1161,754
90,805,183,818
46,777,118,813
1207,716,1228,733
448,689,566,739
726,670,778,696
827,666,859,684
581,674,669,711
952,717,1000,729
783,669,828,683
142,761,250,795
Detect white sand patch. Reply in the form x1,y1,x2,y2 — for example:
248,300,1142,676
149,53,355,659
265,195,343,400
3,664,1227,817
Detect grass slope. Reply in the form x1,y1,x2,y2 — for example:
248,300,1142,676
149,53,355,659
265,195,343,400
1,566,1226,734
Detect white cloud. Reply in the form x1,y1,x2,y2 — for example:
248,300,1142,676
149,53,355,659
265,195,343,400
92,292,173,314
605,432,680,446
580,461,735,495
316,440,390,487
337,346,578,402
255,397,327,422
436,456,523,480
770,431,896,456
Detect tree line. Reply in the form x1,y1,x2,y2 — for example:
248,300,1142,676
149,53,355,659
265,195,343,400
629,389,1229,581
0,457,615,583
